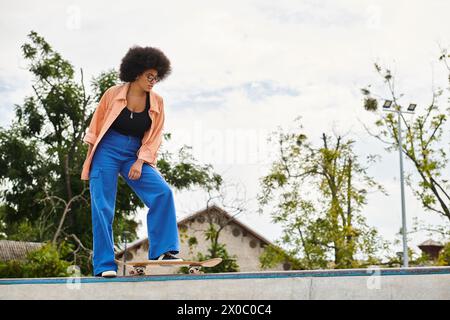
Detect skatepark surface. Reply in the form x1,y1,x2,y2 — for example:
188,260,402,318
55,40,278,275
1,267,449,300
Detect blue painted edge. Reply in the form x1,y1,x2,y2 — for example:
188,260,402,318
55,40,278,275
1,267,449,286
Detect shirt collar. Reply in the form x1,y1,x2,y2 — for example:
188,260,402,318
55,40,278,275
113,82,160,114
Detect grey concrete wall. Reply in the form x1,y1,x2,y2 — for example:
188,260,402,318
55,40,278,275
1,267,449,300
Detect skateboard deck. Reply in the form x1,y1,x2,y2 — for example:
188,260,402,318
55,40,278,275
116,258,222,275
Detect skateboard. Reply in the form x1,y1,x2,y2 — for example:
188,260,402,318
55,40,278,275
116,258,222,276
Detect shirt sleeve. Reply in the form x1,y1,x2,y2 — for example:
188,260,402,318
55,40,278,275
137,96,165,168
83,88,111,145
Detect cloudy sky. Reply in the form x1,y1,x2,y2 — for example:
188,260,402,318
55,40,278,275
1,0,449,257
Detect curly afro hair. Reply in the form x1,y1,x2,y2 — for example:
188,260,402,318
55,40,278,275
119,45,172,82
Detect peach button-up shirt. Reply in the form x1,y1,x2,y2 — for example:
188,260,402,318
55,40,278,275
80,82,165,181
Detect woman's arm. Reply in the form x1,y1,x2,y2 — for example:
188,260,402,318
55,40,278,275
137,96,165,168
83,87,112,145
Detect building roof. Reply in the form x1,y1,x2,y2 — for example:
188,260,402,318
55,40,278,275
418,239,444,248
116,204,275,258
0,240,44,261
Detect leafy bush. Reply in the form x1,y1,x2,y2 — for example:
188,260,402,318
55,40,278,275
0,242,72,278
437,242,450,266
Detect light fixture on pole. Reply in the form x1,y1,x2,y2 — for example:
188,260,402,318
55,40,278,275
407,103,417,112
383,100,393,109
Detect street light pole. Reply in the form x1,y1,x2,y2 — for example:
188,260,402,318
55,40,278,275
122,231,131,276
383,100,416,268
396,107,409,268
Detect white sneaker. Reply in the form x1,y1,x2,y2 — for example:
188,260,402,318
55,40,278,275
101,270,117,278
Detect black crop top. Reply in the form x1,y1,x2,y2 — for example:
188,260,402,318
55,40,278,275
110,91,152,140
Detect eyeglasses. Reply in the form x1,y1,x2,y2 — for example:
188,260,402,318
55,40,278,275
145,74,160,83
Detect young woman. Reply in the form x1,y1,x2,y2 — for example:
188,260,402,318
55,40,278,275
81,46,182,278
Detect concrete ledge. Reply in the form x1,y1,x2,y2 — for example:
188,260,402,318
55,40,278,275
1,267,449,300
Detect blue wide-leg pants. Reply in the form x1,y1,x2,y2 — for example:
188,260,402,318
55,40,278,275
89,128,180,276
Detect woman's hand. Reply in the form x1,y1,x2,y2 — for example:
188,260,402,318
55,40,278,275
128,159,144,180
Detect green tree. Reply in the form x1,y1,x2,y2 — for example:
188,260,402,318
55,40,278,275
258,117,388,269
437,242,450,266
361,59,450,225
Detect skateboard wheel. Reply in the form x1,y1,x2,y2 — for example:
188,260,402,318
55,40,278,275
132,266,146,276
189,267,203,274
